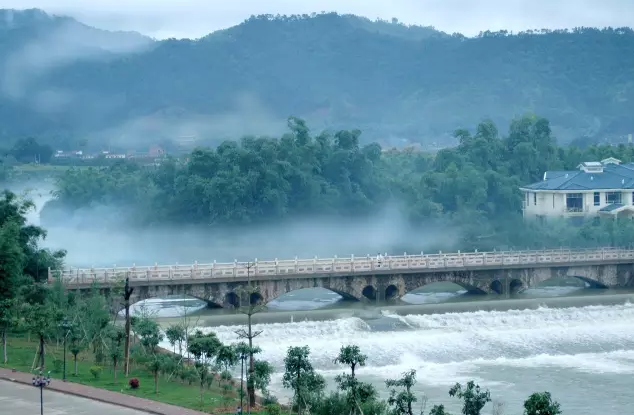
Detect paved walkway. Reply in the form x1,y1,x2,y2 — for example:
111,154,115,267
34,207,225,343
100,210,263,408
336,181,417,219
0,369,210,415
0,379,147,415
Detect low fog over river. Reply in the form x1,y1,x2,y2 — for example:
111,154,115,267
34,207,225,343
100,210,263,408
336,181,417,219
20,184,634,415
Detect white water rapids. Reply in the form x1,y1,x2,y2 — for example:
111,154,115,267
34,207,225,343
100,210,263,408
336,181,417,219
164,302,634,415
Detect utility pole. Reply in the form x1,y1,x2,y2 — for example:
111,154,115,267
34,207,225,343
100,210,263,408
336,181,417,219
123,277,134,376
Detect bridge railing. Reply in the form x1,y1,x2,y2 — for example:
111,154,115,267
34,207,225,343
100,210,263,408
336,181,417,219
51,247,634,286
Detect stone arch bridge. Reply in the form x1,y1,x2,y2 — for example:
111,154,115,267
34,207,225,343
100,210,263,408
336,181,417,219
52,248,634,308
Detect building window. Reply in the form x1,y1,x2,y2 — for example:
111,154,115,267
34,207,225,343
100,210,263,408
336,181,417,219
594,192,600,206
566,193,583,212
605,191,622,205
533,193,537,205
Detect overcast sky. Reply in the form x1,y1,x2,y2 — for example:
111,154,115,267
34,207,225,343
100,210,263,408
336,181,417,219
2,0,633,39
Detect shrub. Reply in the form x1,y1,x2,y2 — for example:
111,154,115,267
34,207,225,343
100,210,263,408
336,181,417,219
129,378,140,389
52,358,63,373
89,365,103,380
262,394,279,406
265,403,282,415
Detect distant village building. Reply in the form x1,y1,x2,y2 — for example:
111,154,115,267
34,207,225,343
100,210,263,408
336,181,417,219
521,158,634,219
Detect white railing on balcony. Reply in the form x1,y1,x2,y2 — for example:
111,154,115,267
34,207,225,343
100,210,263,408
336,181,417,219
51,247,634,287
564,206,588,213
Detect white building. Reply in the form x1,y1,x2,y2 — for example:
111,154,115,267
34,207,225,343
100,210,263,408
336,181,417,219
520,158,634,219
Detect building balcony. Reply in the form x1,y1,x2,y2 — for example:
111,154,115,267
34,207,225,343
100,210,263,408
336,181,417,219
564,206,588,215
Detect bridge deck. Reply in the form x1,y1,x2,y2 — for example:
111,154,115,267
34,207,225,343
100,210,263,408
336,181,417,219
51,247,634,288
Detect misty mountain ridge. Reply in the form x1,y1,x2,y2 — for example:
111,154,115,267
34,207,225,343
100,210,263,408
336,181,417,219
0,8,633,149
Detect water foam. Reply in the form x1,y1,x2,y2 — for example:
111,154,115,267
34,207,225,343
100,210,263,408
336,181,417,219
207,303,634,374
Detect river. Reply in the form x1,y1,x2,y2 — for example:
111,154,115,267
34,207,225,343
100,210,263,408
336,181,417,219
130,287,634,415
20,186,634,414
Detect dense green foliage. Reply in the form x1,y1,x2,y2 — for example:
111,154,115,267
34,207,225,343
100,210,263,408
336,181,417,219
45,115,634,252
1,9,633,147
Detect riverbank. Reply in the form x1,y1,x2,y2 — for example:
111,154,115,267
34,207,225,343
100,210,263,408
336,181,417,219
1,336,266,414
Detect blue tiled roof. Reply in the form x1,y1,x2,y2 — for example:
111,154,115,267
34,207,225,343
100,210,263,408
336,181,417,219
599,203,624,212
522,162,634,191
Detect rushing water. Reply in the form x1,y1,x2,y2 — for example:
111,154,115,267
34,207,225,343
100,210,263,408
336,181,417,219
143,289,634,415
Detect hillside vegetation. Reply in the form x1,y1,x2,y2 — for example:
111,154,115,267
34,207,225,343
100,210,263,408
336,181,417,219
0,10,633,149
41,115,634,252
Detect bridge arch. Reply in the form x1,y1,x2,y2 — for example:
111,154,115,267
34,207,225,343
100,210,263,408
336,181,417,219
569,276,608,289
264,287,360,308
360,285,401,301
362,286,378,301
385,284,399,300
112,293,223,316
529,275,608,292
489,280,503,295
406,281,487,296
510,279,524,294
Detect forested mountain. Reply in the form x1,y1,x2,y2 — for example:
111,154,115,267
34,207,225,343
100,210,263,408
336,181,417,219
0,9,632,149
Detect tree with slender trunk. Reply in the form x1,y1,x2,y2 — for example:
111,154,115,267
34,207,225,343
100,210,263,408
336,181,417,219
107,325,125,383
334,345,376,415
234,265,265,412
69,337,84,376
122,277,134,376
0,219,27,365
523,392,562,415
449,380,491,415
386,370,418,415
187,330,222,406
0,299,18,365
165,324,186,354
282,345,325,415
146,353,164,394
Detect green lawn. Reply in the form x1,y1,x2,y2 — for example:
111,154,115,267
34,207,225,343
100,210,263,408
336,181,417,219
2,336,264,414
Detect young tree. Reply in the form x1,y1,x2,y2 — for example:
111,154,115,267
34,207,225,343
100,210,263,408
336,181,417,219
215,344,238,387
216,344,238,371
134,317,164,353
334,344,376,414
79,287,111,364
234,341,256,411
220,369,234,409
234,278,265,411
165,324,186,355
68,329,85,376
429,405,449,415
187,330,222,405
282,345,325,415
523,392,561,415
21,285,61,371
107,325,125,383
0,218,27,364
448,381,491,415
252,359,274,400
146,353,166,394
0,298,19,364
386,369,418,415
